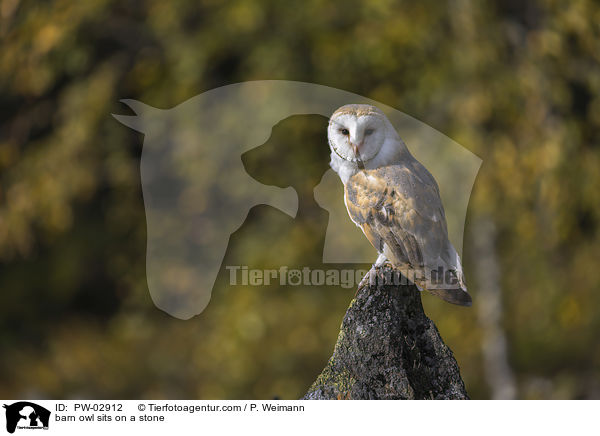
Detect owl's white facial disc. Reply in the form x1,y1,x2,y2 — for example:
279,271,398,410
328,113,387,165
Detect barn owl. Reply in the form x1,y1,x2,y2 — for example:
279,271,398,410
328,104,472,306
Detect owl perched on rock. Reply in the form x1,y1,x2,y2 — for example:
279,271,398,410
328,104,471,306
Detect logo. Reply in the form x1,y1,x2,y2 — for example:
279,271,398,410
3,402,50,434
113,81,481,320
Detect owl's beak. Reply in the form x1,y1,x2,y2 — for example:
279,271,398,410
351,143,365,170
350,140,364,155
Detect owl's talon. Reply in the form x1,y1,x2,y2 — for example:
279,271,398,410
356,268,375,295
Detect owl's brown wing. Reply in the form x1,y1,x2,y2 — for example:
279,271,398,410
344,165,447,269
344,163,471,306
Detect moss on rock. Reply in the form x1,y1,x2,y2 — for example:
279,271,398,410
303,265,468,400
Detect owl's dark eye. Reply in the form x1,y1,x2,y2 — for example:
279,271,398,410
340,128,349,136
365,128,374,136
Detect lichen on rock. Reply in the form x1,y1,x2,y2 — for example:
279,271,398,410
303,265,469,400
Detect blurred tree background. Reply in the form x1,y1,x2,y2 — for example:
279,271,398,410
1,0,599,399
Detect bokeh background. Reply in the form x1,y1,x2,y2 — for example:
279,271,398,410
1,0,599,400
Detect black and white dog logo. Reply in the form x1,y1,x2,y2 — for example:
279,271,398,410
3,402,50,434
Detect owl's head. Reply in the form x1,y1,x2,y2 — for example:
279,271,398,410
327,104,405,180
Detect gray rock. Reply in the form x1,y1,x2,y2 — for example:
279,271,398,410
303,265,469,400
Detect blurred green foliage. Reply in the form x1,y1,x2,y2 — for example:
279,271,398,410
1,0,599,399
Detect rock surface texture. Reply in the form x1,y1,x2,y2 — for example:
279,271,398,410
304,265,469,400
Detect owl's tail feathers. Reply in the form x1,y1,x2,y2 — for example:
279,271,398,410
426,247,472,306
427,288,472,307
